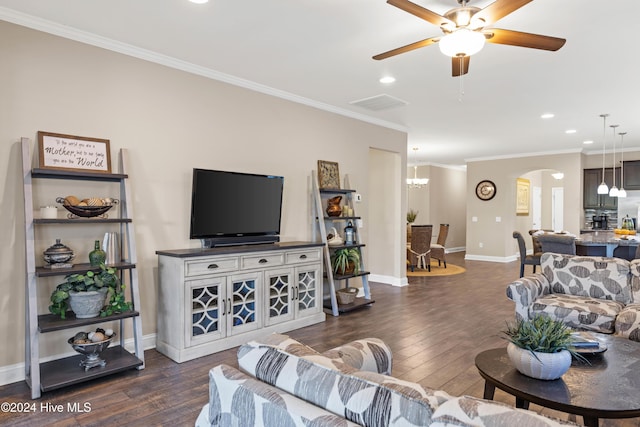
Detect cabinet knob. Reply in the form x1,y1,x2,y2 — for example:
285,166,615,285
259,259,268,264
299,254,307,259
208,264,219,269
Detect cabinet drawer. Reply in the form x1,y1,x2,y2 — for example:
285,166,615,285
241,253,284,269
285,248,321,265
185,257,239,277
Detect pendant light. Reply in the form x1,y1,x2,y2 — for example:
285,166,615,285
609,124,619,197
597,114,609,194
618,132,628,198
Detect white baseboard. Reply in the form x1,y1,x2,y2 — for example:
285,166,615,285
0,333,157,387
465,254,517,263
369,273,408,287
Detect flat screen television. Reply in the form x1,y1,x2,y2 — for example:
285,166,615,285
190,168,284,247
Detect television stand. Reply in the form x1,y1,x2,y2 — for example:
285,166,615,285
156,241,325,362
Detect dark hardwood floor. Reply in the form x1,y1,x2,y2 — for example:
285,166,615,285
1,252,638,426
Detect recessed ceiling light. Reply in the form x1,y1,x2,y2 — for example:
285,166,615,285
379,76,396,84
541,113,554,119
565,129,577,134
583,140,594,145
189,0,209,4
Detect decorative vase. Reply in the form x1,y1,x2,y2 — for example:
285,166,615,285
68,288,108,319
326,196,342,217
507,342,571,380
89,240,106,266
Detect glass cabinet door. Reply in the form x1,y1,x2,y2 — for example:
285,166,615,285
264,267,294,326
227,272,262,335
187,277,225,347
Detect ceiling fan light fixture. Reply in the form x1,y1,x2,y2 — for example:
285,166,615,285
439,29,485,57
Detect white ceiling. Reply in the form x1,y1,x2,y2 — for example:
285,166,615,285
1,0,638,166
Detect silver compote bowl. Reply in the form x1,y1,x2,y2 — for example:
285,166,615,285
68,332,115,371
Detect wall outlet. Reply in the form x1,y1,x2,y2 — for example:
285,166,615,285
354,193,362,203
495,216,501,222
479,242,484,248
472,216,478,222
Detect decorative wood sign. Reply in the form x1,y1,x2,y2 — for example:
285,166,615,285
317,160,340,189
37,131,112,173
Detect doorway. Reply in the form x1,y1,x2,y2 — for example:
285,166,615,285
532,186,542,229
552,187,564,231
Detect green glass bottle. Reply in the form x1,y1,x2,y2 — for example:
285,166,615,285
89,240,106,266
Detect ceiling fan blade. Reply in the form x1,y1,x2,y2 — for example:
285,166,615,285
452,55,470,77
373,37,439,60
387,0,454,28
472,0,532,27
485,28,566,51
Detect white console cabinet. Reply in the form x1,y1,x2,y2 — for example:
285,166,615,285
156,242,324,362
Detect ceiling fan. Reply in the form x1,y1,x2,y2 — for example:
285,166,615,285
373,0,566,77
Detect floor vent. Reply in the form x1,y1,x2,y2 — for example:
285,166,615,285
349,94,408,111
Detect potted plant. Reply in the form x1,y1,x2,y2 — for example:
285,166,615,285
49,263,132,319
502,315,584,380
331,247,360,275
406,209,418,224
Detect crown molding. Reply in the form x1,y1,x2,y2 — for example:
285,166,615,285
0,7,408,134
465,148,583,163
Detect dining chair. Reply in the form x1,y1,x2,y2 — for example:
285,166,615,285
430,224,449,268
408,225,432,272
513,231,541,277
528,229,551,258
536,233,576,255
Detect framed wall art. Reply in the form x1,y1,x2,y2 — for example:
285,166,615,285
516,177,530,215
317,160,340,189
38,131,112,173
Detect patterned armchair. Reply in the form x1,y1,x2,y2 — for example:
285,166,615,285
506,253,640,341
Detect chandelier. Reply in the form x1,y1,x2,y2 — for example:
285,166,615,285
407,166,429,189
407,147,429,189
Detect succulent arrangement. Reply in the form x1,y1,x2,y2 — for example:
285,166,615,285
49,263,132,319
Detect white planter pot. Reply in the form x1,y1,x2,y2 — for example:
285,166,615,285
507,342,571,380
69,288,108,319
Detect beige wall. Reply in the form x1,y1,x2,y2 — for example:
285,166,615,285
407,165,467,251
466,153,582,261
0,21,406,376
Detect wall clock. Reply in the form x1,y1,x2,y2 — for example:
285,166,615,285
475,180,496,201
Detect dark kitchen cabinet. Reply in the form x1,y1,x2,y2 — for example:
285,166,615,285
622,160,640,190
583,168,619,209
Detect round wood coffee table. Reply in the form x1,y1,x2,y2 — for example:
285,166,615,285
475,334,640,427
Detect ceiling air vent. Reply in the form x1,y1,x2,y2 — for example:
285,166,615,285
349,94,408,111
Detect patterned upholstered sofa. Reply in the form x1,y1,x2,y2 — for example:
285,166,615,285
195,333,579,426
506,252,640,341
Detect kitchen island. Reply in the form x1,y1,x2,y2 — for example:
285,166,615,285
576,231,639,259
